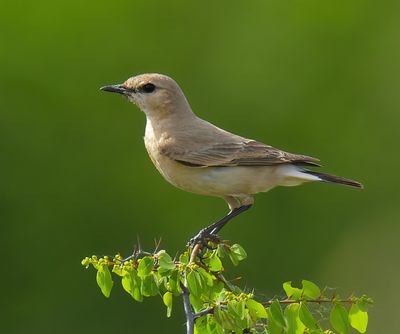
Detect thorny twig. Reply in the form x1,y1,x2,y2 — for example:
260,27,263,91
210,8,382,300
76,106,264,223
182,243,203,334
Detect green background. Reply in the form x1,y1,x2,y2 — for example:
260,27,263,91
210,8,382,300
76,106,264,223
1,1,399,333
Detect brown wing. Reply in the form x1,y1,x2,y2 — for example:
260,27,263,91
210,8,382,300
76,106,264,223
160,140,320,167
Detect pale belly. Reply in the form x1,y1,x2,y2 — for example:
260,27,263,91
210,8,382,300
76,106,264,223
147,151,288,197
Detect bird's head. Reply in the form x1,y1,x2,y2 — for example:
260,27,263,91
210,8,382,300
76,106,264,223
100,73,191,118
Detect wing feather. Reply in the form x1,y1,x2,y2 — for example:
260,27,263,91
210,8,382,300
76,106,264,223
160,140,320,167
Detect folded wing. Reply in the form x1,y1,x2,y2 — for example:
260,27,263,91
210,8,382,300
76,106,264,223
160,140,320,168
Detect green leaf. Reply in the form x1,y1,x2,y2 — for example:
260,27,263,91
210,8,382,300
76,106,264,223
283,281,302,300
217,244,228,258
204,251,223,272
228,244,247,266
231,244,247,260
179,251,189,265
157,274,168,290
158,251,176,272
196,267,214,287
215,306,230,330
163,291,173,318
349,303,368,333
201,280,224,303
214,305,236,332
167,269,181,295
270,300,286,329
228,253,239,266
141,273,159,296
206,316,224,334
330,304,350,334
299,302,320,330
302,280,321,299
137,256,154,278
194,314,207,334
246,299,268,319
266,308,284,334
229,301,250,332
238,300,247,321
227,300,246,320
112,264,123,277
284,303,305,334
187,271,203,297
96,265,113,298
122,268,142,302
189,293,204,313
213,306,224,325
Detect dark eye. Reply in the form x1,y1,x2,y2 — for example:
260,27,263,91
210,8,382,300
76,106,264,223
141,83,156,93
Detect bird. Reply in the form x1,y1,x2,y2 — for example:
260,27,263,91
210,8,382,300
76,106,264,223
100,73,362,244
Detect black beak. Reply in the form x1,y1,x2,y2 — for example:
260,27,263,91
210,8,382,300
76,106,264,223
100,84,130,95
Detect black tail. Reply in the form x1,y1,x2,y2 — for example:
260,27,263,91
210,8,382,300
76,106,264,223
304,170,363,189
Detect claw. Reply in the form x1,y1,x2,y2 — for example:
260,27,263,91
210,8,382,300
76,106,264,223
187,229,221,247
187,205,252,248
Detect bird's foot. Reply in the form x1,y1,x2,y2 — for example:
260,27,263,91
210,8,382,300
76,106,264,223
187,228,221,248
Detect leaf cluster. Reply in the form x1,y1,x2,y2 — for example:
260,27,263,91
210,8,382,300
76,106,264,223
82,242,372,334
267,280,372,334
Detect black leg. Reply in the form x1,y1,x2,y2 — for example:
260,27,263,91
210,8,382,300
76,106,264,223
210,205,252,234
188,204,252,246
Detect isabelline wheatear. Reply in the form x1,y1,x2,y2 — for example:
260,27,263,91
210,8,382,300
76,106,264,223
101,73,362,243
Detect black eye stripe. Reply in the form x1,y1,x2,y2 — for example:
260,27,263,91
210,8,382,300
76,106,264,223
140,83,156,93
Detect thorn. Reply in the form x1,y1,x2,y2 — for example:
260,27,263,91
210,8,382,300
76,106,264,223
173,251,179,262
231,276,243,283
136,235,141,253
132,244,137,260
154,237,162,254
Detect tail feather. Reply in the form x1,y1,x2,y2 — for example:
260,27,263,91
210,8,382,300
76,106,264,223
304,170,363,189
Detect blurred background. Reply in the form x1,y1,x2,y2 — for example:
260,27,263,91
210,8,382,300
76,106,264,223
1,0,399,333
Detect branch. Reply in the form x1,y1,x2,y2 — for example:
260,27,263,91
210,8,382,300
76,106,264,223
181,243,203,334
262,297,358,306
194,308,214,320
181,281,195,334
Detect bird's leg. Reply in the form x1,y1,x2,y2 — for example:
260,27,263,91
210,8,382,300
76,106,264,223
209,205,252,234
188,204,252,247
